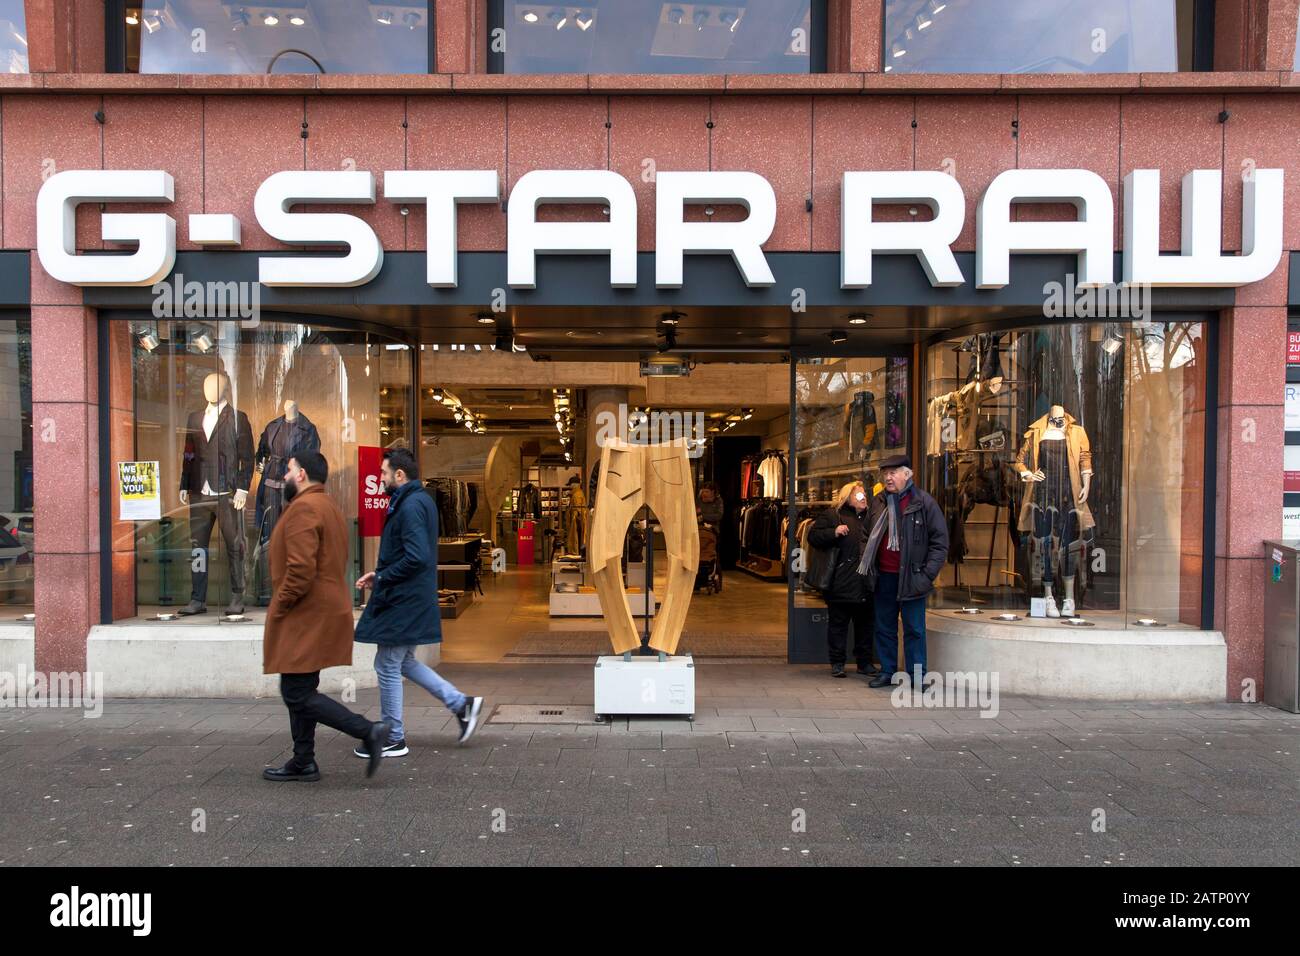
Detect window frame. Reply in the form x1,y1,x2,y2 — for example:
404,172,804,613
486,0,828,74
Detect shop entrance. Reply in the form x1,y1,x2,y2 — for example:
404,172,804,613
425,349,798,663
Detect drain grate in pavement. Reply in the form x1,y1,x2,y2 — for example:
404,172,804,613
491,704,597,724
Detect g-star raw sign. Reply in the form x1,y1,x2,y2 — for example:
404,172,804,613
36,167,1283,290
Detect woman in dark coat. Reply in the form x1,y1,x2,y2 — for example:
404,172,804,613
807,481,881,678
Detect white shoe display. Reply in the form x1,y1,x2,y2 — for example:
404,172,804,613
1046,598,1060,618
1061,598,1076,616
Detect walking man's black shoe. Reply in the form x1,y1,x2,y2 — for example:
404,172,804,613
457,697,484,744
868,674,893,689
857,664,881,677
830,663,847,678
363,720,394,778
262,760,321,782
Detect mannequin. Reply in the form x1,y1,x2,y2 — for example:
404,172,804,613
254,399,321,546
178,371,255,615
1014,404,1094,617
843,391,878,461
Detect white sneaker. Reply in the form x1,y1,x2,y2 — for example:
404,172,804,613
1046,598,1060,618
456,696,484,745
1061,598,1076,616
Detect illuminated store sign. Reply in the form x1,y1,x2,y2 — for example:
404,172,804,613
36,167,1283,291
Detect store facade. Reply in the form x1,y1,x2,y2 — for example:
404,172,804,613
1,0,1295,702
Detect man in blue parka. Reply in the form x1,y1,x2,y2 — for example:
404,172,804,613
354,447,484,756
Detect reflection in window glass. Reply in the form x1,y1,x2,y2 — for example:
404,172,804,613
495,1,814,74
126,2,429,74
884,0,1181,74
0,314,33,612
125,320,411,616
0,0,28,73
923,321,1206,629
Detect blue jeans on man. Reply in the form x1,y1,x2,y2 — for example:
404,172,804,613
873,571,928,683
373,644,466,742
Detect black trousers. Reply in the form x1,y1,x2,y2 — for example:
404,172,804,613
279,672,373,767
188,492,246,602
827,601,879,668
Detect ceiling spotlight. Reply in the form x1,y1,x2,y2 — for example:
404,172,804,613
1102,333,1124,355
929,1,948,15
720,11,738,31
137,330,159,352
376,9,394,25
827,330,848,346
523,10,538,22
229,9,249,29
189,330,214,354
742,408,753,420
432,387,444,403
915,11,932,30
404,11,421,28
143,14,162,32
289,14,305,26
125,12,140,26
550,9,566,29
693,9,708,30
453,409,464,422
476,312,495,325
660,310,685,326
891,42,906,58
576,10,594,30
848,312,870,325
668,6,685,25
262,13,279,26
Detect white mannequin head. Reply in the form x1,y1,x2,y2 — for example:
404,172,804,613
283,399,298,421
203,372,230,405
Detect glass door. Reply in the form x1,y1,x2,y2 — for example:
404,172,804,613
789,353,911,663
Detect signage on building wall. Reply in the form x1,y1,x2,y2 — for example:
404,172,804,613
1286,385,1300,431
1289,331,1300,365
357,446,390,538
34,167,1284,292
117,461,161,521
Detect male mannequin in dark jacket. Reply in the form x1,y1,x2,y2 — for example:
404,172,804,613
178,371,255,616
858,454,949,688
354,447,485,756
807,482,881,679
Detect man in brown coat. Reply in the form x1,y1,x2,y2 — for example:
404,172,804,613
261,449,392,782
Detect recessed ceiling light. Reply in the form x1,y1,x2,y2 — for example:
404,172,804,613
289,15,305,26
262,13,279,26
523,10,538,22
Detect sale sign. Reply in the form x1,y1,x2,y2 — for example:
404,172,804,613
358,446,390,537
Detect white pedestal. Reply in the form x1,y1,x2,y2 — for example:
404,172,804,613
593,653,695,717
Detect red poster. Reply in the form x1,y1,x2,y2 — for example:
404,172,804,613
358,445,390,537
1289,331,1300,365
1286,470,1300,494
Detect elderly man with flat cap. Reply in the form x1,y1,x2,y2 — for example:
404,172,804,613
857,454,949,689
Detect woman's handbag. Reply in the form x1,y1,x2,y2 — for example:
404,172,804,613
803,540,837,594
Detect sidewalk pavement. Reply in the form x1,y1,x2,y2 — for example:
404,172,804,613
1,663,1296,867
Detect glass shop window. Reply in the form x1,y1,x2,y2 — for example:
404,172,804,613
491,1,821,73
883,0,1201,74
120,320,411,616
121,2,430,73
0,0,28,73
923,320,1208,629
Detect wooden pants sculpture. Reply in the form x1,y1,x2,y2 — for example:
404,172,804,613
590,439,699,655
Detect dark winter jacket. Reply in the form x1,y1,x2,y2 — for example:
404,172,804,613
807,504,872,604
859,484,949,602
354,480,442,646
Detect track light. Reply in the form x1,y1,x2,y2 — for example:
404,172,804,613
376,10,394,25
827,330,848,346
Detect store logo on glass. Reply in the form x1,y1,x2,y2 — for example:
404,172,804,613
34,167,1284,291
